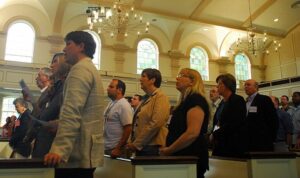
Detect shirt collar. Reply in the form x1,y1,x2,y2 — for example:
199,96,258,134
40,86,48,93
247,92,258,102
213,97,223,107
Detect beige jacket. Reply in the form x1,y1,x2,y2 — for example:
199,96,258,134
133,89,170,150
49,58,105,168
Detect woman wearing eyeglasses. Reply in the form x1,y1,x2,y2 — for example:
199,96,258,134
159,68,209,178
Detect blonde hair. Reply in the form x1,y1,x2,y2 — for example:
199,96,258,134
178,68,206,103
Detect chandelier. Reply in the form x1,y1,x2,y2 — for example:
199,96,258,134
86,0,150,38
229,0,281,56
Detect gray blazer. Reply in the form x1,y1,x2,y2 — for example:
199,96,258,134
49,58,105,168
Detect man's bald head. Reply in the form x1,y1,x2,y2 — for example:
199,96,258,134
244,79,258,96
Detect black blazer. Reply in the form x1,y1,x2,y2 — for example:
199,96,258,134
212,93,247,157
246,93,279,151
31,88,50,118
9,109,32,157
32,80,64,158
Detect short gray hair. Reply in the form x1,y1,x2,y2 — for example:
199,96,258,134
13,98,28,108
40,67,52,78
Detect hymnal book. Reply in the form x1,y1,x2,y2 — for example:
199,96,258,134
19,79,33,102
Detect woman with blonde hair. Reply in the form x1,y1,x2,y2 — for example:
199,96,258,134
160,68,209,178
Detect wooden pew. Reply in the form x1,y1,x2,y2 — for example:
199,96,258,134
291,151,300,177
0,139,12,158
206,152,298,178
95,152,298,178
0,158,54,178
0,139,54,178
246,152,298,178
205,156,248,178
94,155,198,178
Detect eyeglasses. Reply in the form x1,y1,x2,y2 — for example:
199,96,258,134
176,73,190,78
177,73,195,81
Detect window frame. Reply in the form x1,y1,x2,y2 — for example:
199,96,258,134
137,38,159,74
189,46,209,81
85,30,101,70
1,96,18,126
234,53,251,87
4,20,36,63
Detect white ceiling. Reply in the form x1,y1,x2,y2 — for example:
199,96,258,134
0,0,299,56
135,0,300,37
1,0,299,37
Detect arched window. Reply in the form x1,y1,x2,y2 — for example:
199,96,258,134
86,30,101,70
234,53,251,87
137,38,159,74
190,47,209,81
5,20,35,63
1,97,18,126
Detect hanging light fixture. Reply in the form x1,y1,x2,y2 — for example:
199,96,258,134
86,0,150,38
229,0,281,56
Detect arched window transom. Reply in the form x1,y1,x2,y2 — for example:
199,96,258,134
137,38,159,74
190,47,209,81
5,21,35,63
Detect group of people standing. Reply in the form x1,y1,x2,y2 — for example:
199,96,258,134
103,67,209,178
207,77,300,155
103,67,300,178
4,30,300,178
9,52,71,159
8,31,102,178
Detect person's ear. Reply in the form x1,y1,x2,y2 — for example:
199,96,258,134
78,42,85,52
150,78,156,84
117,88,123,94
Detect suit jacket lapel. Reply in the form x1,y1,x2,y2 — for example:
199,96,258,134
250,94,259,106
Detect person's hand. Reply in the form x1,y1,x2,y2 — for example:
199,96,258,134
44,153,62,166
45,120,59,134
110,147,122,158
159,147,171,156
126,143,138,151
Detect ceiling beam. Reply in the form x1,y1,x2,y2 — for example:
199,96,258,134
189,0,213,18
242,0,277,27
80,0,284,37
53,0,68,33
137,6,284,37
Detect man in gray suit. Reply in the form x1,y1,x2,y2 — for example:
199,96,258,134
44,31,105,178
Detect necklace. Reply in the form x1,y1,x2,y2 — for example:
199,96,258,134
104,100,118,123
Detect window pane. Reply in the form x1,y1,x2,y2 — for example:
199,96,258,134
235,53,251,87
86,30,101,70
5,21,35,63
1,97,18,126
137,39,159,74
190,47,209,81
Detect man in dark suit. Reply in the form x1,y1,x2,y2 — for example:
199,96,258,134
22,67,52,118
244,79,279,151
32,67,52,117
22,67,52,145
212,73,247,157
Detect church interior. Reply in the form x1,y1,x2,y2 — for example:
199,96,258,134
0,0,299,177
